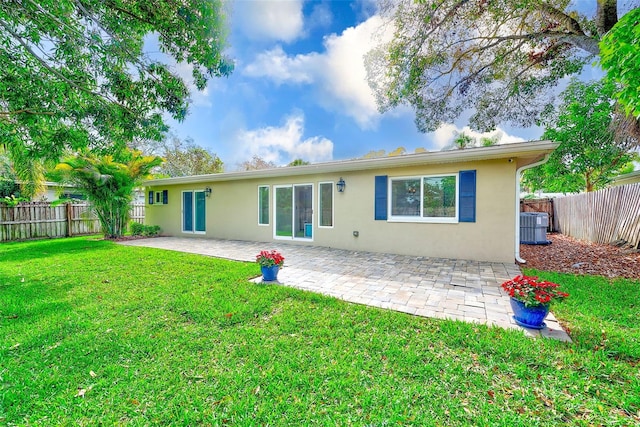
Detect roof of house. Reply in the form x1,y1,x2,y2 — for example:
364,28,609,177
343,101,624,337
145,139,558,186
612,170,640,186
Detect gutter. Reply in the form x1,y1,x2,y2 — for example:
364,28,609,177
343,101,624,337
515,154,551,264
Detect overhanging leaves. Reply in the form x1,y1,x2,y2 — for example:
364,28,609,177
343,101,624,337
367,0,626,133
0,0,232,163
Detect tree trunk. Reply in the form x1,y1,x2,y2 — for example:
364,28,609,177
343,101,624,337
596,0,618,36
585,171,594,192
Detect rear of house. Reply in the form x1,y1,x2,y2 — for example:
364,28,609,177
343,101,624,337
144,140,556,263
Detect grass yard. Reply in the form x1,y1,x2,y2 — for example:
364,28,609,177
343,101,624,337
1,237,639,426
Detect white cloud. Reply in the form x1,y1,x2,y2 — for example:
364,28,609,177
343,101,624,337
243,46,319,85
431,124,526,150
243,15,392,129
309,3,333,28
231,112,334,166
234,0,304,43
318,16,388,129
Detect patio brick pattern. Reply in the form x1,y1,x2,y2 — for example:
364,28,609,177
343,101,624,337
119,237,571,341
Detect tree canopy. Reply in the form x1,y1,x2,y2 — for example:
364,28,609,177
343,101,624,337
522,79,637,193
600,7,640,118
367,0,637,134
147,134,224,177
239,155,277,171
287,159,311,166
0,152,21,199
0,0,232,164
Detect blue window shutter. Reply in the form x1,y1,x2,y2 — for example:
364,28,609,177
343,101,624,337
374,175,388,220
162,190,168,204
459,170,476,222
148,190,154,205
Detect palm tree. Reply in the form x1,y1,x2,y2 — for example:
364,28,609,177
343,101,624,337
52,149,162,238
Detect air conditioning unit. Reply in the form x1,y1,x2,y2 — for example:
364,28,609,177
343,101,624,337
520,212,550,245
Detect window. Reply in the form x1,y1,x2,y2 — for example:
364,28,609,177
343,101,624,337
149,190,168,205
319,182,333,227
258,186,269,225
63,192,86,201
391,178,421,217
422,176,456,218
389,174,458,222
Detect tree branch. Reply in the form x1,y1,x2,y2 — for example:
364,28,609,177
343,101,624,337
537,4,585,35
0,109,55,116
72,0,164,86
0,18,135,114
596,0,618,36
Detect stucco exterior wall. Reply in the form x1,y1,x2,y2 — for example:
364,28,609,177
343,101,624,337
145,158,517,263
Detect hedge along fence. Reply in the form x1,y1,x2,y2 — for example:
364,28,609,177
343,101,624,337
0,201,145,242
553,183,640,249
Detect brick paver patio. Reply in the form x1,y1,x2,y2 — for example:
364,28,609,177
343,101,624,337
119,237,571,341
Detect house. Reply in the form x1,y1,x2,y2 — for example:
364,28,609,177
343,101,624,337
41,182,85,201
611,170,640,187
143,140,557,263
38,182,145,203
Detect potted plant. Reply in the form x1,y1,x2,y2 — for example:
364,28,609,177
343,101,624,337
256,250,285,282
501,275,569,329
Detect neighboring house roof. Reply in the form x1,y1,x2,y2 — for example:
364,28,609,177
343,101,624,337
146,140,558,186
611,170,640,186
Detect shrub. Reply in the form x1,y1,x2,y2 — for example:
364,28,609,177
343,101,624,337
130,223,161,236
0,195,29,207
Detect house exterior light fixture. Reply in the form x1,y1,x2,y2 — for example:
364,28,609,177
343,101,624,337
337,178,346,193
205,187,212,197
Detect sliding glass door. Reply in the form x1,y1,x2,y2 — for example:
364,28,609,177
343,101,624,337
274,184,313,240
275,186,293,237
182,190,206,233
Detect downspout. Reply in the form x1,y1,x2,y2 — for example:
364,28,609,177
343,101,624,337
515,154,551,263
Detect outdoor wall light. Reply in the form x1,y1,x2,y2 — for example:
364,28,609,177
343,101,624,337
337,177,346,193
205,187,212,197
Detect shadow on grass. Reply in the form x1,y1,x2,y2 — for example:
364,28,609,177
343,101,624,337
0,236,113,262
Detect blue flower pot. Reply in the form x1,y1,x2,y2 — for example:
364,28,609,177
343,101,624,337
510,298,550,329
260,265,280,282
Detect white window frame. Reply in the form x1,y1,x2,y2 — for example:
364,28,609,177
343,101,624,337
273,183,314,241
388,173,459,224
258,185,270,226
154,191,167,205
318,181,334,228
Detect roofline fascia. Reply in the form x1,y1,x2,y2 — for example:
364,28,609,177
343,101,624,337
144,140,559,186
612,169,640,182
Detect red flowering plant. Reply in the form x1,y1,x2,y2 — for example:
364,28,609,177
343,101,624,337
256,250,285,267
501,275,569,307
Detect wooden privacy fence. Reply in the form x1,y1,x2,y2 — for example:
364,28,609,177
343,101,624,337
553,183,640,249
520,198,555,232
0,202,145,242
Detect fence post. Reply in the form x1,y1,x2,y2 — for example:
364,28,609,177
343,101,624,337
66,203,73,237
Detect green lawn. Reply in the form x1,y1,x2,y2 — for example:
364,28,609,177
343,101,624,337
1,237,638,426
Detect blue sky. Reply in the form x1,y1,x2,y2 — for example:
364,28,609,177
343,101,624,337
162,0,592,170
